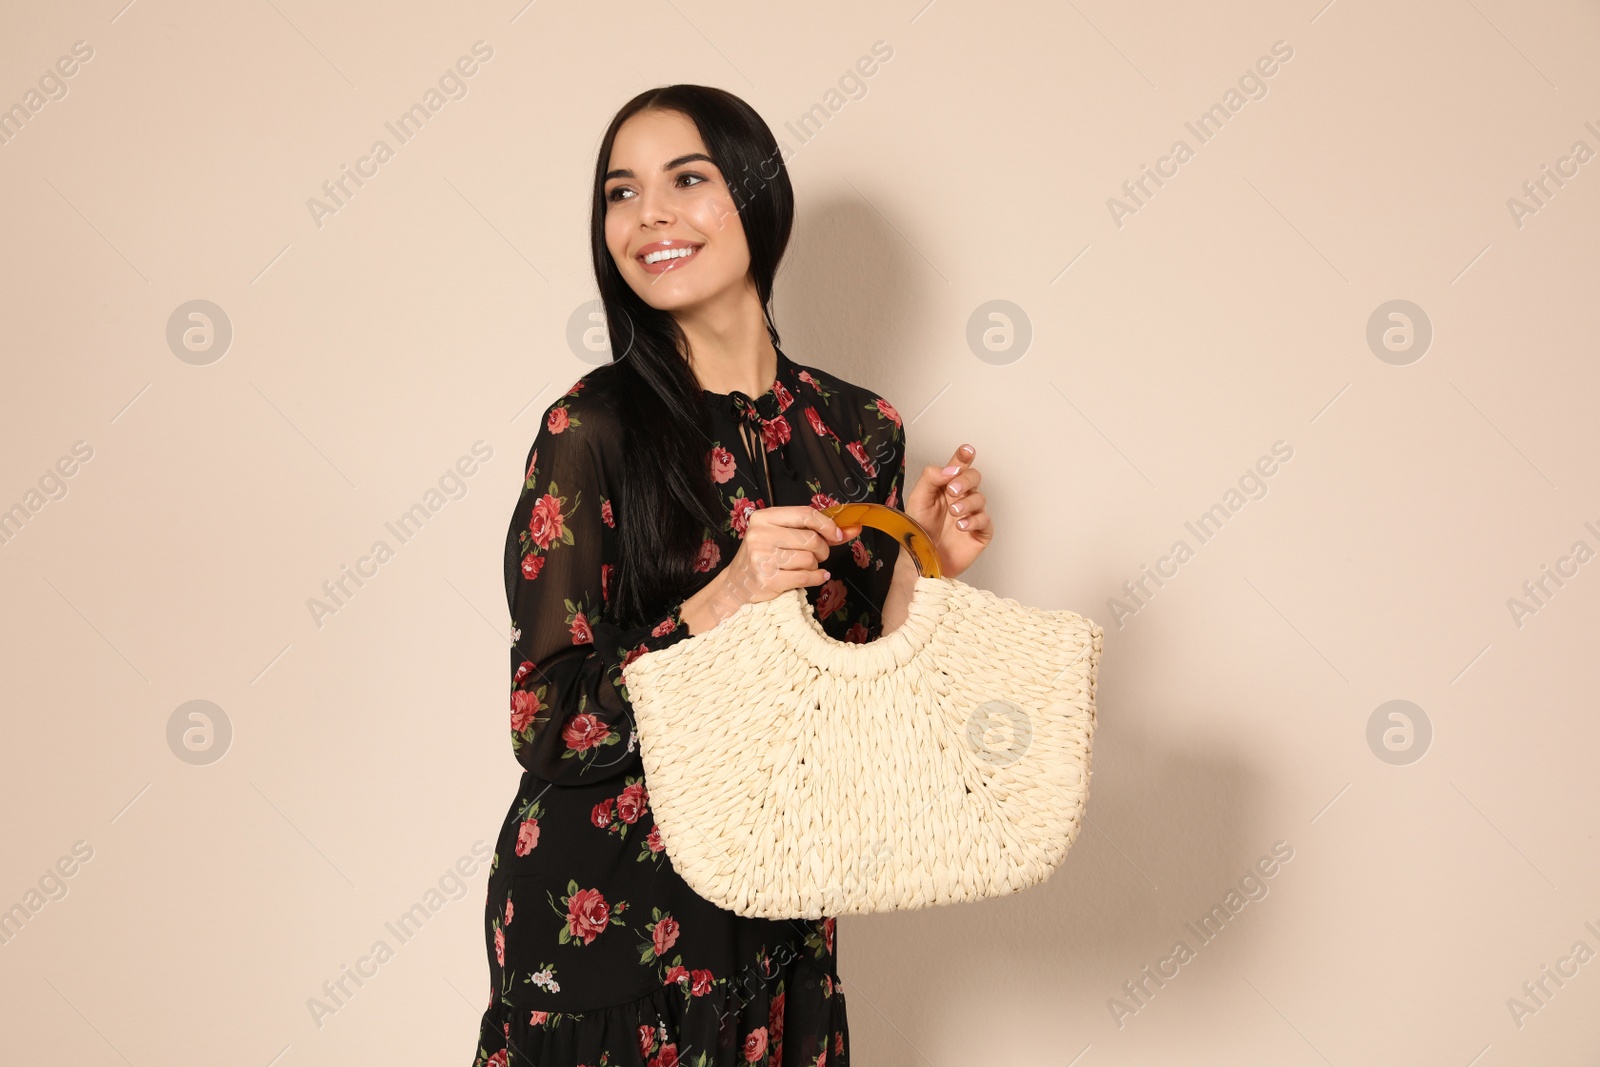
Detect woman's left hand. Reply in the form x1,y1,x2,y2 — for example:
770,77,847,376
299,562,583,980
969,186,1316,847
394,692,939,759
902,443,993,579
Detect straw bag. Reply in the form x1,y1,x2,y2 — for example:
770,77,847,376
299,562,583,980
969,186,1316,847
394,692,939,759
620,501,1103,919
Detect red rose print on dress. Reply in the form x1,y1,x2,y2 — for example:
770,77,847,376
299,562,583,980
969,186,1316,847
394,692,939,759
760,415,791,452
849,540,869,568
729,494,761,536
547,406,571,434
694,537,722,572
617,781,648,824
875,396,901,426
510,794,545,855
592,776,650,839
510,690,541,734
803,917,835,960
773,380,794,411
709,445,737,484
846,440,876,478
649,1043,679,1067
637,908,681,964
742,1026,768,1062
651,914,679,957
521,553,543,580
804,407,838,442
635,819,668,868
527,490,570,551
815,578,846,620
601,497,614,526
769,990,785,1044
691,968,713,996
569,609,593,645
562,712,611,754
549,882,626,946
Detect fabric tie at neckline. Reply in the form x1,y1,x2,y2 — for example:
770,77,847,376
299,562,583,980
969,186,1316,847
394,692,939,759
732,388,796,485
703,348,793,423
726,389,780,424
711,353,797,486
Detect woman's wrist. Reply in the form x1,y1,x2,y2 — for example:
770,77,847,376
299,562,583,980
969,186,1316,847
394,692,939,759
679,570,744,636
879,549,919,637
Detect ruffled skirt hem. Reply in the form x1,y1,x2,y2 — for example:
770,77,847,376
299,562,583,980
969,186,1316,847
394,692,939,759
471,951,848,1067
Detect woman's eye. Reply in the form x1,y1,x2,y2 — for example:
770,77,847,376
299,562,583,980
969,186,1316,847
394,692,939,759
606,173,708,203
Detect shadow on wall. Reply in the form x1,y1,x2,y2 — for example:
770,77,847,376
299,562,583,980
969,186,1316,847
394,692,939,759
772,193,927,390
770,191,1274,1054
843,711,1270,1050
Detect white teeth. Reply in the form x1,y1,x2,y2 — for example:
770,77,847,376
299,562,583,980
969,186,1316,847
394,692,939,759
642,246,698,264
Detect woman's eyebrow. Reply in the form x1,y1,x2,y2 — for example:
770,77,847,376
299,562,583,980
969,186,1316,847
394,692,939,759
604,153,714,181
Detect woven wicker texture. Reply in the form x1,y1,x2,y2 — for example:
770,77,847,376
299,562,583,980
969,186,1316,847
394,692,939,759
621,574,1103,919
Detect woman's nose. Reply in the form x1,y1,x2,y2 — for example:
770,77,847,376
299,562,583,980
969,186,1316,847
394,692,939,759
638,185,674,226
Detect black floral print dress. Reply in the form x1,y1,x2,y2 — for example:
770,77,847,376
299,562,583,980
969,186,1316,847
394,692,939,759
471,348,906,1067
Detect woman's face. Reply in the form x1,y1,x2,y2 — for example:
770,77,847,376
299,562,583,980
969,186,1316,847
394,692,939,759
603,108,751,315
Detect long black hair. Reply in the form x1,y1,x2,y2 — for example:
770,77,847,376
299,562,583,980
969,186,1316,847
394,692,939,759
590,85,795,627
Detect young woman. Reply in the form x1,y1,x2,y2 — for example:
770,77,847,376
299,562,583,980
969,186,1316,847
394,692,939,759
471,84,993,1067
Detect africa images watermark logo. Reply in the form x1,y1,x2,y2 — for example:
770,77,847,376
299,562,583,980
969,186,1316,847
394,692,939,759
1504,520,1600,630
0,39,95,149
305,441,494,629
1107,39,1295,228
1107,440,1294,628
305,41,495,229
1108,840,1296,1028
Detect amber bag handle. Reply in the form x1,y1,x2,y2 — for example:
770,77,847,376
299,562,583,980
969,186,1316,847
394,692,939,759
819,501,943,579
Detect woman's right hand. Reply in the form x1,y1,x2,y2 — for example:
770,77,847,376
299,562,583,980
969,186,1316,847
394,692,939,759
679,506,862,634
727,506,862,604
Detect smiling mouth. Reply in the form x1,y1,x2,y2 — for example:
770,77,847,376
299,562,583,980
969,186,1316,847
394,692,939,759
637,244,703,274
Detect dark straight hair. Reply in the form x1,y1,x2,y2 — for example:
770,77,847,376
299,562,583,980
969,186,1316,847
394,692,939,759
589,84,796,628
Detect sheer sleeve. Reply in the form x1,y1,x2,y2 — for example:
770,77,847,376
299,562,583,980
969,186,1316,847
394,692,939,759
875,398,907,513
855,394,908,642
504,390,694,785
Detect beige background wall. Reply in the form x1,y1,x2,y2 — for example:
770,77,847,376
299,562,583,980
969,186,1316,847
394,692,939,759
3,0,1597,1063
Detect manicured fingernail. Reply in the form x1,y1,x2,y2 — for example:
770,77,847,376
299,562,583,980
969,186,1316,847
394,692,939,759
956,518,969,529
949,481,963,494
942,464,961,475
